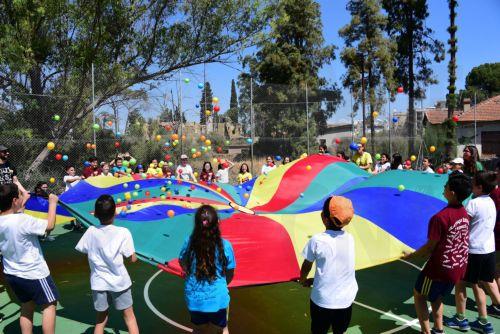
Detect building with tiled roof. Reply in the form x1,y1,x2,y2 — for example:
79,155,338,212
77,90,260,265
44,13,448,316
423,95,500,156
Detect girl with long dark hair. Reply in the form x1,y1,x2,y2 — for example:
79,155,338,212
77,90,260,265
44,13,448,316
463,145,483,176
391,153,403,170
237,163,252,184
180,205,235,334
200,161,216,183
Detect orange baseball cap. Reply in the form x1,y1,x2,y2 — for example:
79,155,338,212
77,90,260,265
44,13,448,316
328,196,354,227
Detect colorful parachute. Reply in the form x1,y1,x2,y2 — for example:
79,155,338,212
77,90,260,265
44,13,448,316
26,155,449,287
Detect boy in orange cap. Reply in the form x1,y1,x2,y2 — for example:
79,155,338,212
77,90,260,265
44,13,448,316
299,196,358,334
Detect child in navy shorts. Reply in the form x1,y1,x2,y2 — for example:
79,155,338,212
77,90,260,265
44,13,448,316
180,205,236,334
0,183,59,333
404,172,472,334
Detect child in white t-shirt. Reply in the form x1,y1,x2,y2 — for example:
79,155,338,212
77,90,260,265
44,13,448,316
216,160,234,184
0,184,59,333
445,171,500,333
176,155,197,182
76,195,139,334
63,165,81,192
299,196,358,334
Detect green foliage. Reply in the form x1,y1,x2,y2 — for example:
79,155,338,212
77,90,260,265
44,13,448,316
199,82,213,125
459,63,500,106
225,79,239,124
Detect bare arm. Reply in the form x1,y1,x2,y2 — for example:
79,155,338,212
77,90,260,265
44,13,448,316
299,259,314,287
226,269,235,285
128,252,137,263
66,176,81,183
403,239,438,260
46,194,59,232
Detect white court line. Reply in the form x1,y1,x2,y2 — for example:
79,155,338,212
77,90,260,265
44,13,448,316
353,300,420,330
380,318,421,334
144,270,193,333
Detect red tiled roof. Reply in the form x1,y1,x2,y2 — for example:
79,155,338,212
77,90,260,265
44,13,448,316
424,94,500,124
457,94,500,122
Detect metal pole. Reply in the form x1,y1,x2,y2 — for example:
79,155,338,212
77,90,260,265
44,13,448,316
474,91,477,146
351,92,354,143
179,69,183,155
388,91,392,157
92,63,96,156
305,82,310,155
250,76,254,175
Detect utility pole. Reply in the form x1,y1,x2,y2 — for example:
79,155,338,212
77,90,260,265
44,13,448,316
250,76,254,175
92,63,96,156
305,82,310,155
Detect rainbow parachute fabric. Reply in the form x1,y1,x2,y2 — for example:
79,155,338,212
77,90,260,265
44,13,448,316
26,155,449,287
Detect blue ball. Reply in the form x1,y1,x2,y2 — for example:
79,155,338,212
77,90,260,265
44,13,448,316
195,104,200,108
116,132,122,138
197,83,204,89
62,155,68,161
137,164,143,169
84,161,91,167
349,143,360,151
246,138,253,144
126,204,132,210
245,185,252,191
119,211,127,217
275,155,282,161
392,117,398,123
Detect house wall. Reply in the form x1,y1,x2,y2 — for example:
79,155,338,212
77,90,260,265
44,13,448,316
457,121,500,156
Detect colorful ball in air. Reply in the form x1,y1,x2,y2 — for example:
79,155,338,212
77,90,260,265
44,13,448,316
306,165,312,171
397,86,404,93
398,185,405,192
335,138,341,144
301,153,308,158
392,117,398,123
126,204,132,210
62,155,68,161
275,155,282,161
119,210,127,217
53,115,60,122
205,139,211,146
360,137,367,144
129,158,136,165
205,110,211,116
216,147,223,153
410,155,416,162
245,185,252,191
437,167,444,174
145,190,150,197
91,144,96,149
213,105,220,112
225,140,230,145
375,153,381,160
452,115,459,122
114,141,120,148
92,123,100,130
55,153,62,161
300,193,304,198
372,111,379,118
49,177,56,184
349,143,359,151
171,133,179,141
155,134,162,141
134,184,140,190
183,78,190,83
195,104,200,108
191,148,196,154
167,210,175,218
212,97,219,104
246,138,253,144
405,160,411,166
116,132,122,138
47,142,55,150
86,143,92,150
429,146,436,153
168,162,173,167
84,161,91,167
197,83,204,89
107,120,113,127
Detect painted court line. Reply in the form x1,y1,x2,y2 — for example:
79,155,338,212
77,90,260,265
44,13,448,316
380,318,421,334
144,270,193,333
353,300,420,330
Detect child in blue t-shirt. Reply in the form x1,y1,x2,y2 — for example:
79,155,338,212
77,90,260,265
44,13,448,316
180,205,236,333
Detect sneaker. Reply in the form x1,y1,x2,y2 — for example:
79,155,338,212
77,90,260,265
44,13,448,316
431,329,445,334
487,304,500,319
444,315,470,331
45,235,56,241
470,319,495,334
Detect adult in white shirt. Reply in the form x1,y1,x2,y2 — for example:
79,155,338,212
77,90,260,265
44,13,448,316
0,184,59,333
422,157,435,174
63,165,82,192
216,160,234,184
261,156,277,175
176,154,197,182
299,196,358,334
374,153,391,174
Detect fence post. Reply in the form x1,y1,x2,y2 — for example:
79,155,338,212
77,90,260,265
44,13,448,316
306,82,310,155
92,63,97,156
250,76,254,175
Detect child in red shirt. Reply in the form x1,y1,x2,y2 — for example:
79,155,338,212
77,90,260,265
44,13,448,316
404,172,472,334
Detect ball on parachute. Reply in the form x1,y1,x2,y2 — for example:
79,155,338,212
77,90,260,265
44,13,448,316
167,210,175,218
398,184,405,192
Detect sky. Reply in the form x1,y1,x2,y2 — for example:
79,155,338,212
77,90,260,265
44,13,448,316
139,0,500,126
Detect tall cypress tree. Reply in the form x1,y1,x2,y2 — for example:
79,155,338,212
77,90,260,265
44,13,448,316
382,0,445,153
340,0,396,151
226,79,239,124
445,0,458,158
199,82,213,125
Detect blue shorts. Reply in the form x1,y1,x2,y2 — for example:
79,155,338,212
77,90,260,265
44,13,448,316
4,274,59,305
414,271,454,302
189,308,227,328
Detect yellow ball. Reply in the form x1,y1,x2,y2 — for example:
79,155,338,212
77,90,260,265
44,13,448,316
429,146,436,153
372,111,379,118
155,134,162,141
205,139,211,146
205,110,211,116
244,193,249,199
216,187,222,192
213,158,218,163
301,153,308,159
212,97,219,103
124,192,131,200
360,137,367,144
306,165,312,171
194,172,198,177
49,177,56,184
410,155,416,162
47,142,55,150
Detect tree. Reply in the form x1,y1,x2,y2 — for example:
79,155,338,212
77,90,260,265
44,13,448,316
339,0,396,152
0,0,267,177
225,79,239,124
199,82,213,125
382,0,445,153
459,63,500,106
445,0,458,158
242,0,341,154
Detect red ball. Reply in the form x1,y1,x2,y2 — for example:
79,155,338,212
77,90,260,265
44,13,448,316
190,185,196,190
213,105,220,112
216,147,222,153
397,86,404,93
405,160,411,166
145,191,150,197
114,141,120,148
335,138,341,144
165,154,171,161
452,115,459,122
437,167,444,174
55,153,62,161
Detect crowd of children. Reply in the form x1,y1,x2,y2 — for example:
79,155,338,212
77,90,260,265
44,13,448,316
1,140,499,334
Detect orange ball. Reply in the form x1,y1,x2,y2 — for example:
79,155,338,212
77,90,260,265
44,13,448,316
167,210,175,218
200,135,206,142
171,134,179,141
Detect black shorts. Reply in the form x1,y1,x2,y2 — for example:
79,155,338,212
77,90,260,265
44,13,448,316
189,308,227,328
310,300,352,334
414,271,454,302
4,274,59,305
463,252,496,284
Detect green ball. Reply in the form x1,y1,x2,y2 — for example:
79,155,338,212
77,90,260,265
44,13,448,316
116,198,122,204
122,160,130,167
129,158,137,165
191,148,196,153
398,185,405,192
134,184,140,189
375,153,381,160
132,191,139,197
184,78,190,83
160,195,166,200
53,115,60,121
225,140,230,145
92,123,100,130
